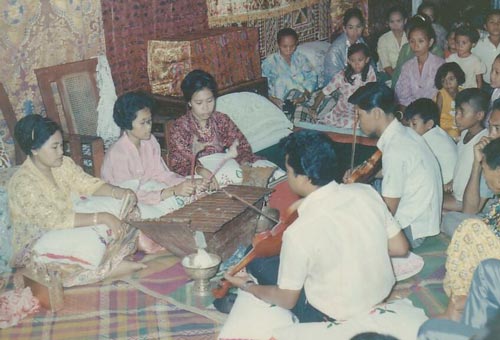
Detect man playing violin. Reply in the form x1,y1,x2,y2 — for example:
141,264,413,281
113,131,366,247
222,130,409,323
348,82,443,248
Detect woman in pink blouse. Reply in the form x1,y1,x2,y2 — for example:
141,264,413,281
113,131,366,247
167,70,261,183
395,18,444,108
101,92,200,203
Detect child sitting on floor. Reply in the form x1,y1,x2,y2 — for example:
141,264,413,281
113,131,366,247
404,98,457,189
444,88,489,211
446,24,486,89
305,43,375,127
434,62,466,140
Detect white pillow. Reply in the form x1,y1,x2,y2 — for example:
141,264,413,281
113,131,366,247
296,41,331,87
199,153,243,186
218,290,295,340
216,92,292,152
32,225,112,270
271,299,427,340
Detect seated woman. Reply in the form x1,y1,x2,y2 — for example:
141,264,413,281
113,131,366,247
442,137,500,321
8,115,142,287
168,70,276,186
101,91,203,218
262,28,318,115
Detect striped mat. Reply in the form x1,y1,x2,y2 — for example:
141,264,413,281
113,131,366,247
0,254,222,339
390,233,450,317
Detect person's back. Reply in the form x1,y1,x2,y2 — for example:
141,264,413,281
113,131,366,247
379,121,443,239
283,181,397,320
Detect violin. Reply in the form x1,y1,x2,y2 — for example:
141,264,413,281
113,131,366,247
345,150,382,184
212,200,301,298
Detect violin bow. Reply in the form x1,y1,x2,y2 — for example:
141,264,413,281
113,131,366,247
222,189,279,224
350,114,359,172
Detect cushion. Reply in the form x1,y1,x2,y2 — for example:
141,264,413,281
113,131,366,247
296,41,331,88
271,299,427,340
216,92,292,152
199,153,243,186
32,225,112,270
218,289,295,340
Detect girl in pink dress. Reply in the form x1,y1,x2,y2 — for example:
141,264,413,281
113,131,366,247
314,43,376,128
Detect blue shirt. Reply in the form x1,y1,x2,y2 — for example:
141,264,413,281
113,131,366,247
262,51,318,101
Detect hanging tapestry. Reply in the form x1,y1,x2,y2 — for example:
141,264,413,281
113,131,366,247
0,0,105,162
207,0,321,26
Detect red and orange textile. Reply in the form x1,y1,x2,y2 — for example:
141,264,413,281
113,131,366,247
148,27,261,96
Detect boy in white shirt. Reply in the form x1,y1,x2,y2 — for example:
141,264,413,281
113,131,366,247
404,98,457,188
472,9,500,90
446,24,486,89
349,83,442,248
443,88,489,212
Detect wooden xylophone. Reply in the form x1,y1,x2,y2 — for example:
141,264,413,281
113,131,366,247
130,185,272,260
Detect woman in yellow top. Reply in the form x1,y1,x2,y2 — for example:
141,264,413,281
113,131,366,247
434,62,465,141
8,115,143,287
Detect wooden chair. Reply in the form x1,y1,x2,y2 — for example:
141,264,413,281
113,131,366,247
0,83,25,165
34,59,104,177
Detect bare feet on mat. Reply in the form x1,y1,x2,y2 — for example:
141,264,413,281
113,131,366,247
107,260,147,280
437,294,467,321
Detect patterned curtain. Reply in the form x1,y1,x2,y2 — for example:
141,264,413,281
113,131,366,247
0,0,105,161
207,0,321,26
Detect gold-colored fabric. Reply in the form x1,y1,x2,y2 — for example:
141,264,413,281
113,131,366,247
0,0,105,161
443,218,500,297
207,0,320,26
8,156,104,257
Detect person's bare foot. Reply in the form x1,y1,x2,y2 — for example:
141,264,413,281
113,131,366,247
436,295,467,321
107,260,147,279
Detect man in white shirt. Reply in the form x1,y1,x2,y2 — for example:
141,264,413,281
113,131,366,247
349,82,443,248
222,130,408,322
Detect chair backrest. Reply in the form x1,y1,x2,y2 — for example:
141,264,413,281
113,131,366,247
0,83,26,165
34,59,105,177
35,58,99,136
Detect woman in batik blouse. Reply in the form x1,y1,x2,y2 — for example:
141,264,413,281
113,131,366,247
8,115,142,287
441,137,500,321
167,70,261,185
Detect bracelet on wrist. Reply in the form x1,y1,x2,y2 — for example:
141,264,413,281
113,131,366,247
111,187,118,199
241,280,255,292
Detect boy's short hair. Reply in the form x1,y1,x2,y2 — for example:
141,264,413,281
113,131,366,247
485,9,500,23
434,62,466,89
280,130,338,186
455,88,489,114
454,24,480,44
277,28,299,44
348,82,397,114
404,98,440,127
